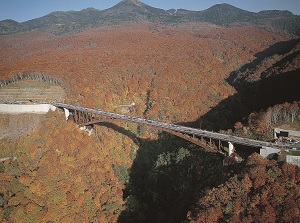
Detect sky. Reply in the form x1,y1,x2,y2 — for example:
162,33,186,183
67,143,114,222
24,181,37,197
0,0,299,22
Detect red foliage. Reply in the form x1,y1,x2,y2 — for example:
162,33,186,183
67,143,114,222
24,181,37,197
0,23,286,123
188,153,300,222
0,22,292,222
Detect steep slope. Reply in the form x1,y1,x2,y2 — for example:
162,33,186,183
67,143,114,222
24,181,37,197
0,22,293,222
0,111,129,222
0,24,287,123
187,153,300,223
192,38,300,131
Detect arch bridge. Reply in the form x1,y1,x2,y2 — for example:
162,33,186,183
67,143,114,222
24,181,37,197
53,103,291,154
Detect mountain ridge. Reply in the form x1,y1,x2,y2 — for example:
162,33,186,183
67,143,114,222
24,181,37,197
0,0,299,35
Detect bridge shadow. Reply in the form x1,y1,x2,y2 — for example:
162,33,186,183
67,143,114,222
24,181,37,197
112,38,300,222
117,131,239,222
95,121,239,222
95,122,141,146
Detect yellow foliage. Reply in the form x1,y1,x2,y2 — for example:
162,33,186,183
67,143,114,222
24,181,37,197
8,193,29,207
28,181,45,196
19,174,32,186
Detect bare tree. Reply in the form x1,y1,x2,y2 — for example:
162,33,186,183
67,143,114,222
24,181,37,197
289,102,299,123
271,105,281,124
282,102,290,123
264,108,272,129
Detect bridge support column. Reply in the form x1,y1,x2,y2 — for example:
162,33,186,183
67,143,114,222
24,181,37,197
228,142,234,156
63,108,70,120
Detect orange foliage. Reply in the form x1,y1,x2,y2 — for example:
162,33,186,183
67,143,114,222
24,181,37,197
189,153,300,222
0,110,133,222
0,22,289,222
0,23,286,123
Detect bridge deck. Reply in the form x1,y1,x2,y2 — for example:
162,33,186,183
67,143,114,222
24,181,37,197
52,103,291,149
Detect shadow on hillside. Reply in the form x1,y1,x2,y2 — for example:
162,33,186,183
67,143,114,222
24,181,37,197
95,122,141,146
183,38,300,131
95,121,238,222
109,38,299,222
227,38,300,86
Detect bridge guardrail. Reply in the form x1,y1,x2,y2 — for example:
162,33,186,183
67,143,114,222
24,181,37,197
51,102,296,150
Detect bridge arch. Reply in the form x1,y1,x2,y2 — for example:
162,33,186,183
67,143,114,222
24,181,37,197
53,103,292,155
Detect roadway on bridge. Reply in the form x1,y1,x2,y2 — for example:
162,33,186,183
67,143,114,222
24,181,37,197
52,103,296,149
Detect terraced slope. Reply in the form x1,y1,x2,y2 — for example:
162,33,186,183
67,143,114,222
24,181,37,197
0,79,65,103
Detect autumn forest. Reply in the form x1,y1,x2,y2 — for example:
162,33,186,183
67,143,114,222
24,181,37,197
0,1,300,222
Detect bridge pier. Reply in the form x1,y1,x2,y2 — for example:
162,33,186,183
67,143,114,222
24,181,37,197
52,103,290,154
228,142,234,156
63,108,70,120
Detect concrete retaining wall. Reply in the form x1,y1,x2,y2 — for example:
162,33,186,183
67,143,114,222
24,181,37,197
286,155,300,166
0,104,56,114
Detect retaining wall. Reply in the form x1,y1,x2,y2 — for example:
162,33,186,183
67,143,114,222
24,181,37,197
0,104,56,114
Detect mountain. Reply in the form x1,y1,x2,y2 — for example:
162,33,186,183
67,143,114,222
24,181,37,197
0,0,299,35
183,4,256,24
93,0,170,26
102,0,167,17
0,2,299,222
0,19,26,34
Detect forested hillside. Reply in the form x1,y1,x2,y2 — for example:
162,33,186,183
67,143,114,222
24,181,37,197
0,24,288,123
0,4,299,221
188,153,300,223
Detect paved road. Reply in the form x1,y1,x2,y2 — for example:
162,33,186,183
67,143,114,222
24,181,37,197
52,103,296,149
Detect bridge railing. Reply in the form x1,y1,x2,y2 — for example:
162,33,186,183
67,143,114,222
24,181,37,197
51,102,293,150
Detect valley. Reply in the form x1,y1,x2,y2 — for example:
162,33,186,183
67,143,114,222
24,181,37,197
0,0,300,222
